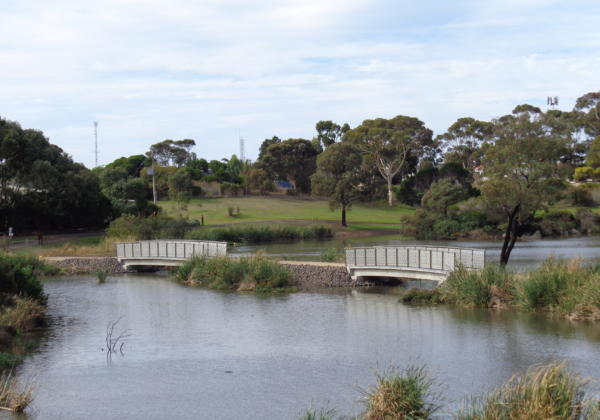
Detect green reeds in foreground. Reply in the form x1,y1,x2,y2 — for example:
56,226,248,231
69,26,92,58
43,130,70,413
0,371,33,413
457,362,593,420
362,366,438,420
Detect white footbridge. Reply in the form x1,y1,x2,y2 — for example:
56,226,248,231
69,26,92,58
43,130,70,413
345,246,485,283
116,240,227,270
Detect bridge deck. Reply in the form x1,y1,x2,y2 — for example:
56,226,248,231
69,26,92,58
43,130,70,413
345,246,485,283
116,240,227,268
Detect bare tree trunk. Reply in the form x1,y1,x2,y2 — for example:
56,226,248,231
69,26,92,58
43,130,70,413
341,205,347,227
500,204,520,265
387,178,393,207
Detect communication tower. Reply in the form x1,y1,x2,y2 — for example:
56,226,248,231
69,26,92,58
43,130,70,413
239,136,245,161
93,121,99,167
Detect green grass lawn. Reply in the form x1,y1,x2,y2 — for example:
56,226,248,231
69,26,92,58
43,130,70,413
161,196,414,227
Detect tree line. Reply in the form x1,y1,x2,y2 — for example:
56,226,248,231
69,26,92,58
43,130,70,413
1,90,599,263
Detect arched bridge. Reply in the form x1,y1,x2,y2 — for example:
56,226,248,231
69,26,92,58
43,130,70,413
116,240,227,269
345,246,485,283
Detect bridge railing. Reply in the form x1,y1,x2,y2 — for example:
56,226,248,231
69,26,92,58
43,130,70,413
345,246,485,272
116,240,227,260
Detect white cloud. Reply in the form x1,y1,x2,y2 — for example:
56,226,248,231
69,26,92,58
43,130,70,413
0,0,599,167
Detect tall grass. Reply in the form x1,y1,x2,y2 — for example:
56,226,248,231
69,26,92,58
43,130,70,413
443,264,512,307
185,225,333,244
0,371,33,413
0,297,46,334
362,366,438,420
402,258,600,320
39,236,136,257
457,362,589,420
174,256,292,293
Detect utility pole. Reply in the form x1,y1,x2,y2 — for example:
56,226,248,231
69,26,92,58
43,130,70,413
93,121,99,167
239,136,245,161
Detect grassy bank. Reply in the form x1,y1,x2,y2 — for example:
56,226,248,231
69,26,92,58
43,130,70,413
302,362,598,420
0,252,53,413
160,196,413,227
173,255,294,293
401,258,600,321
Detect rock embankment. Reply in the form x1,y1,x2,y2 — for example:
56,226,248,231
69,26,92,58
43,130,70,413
279,261,364,289
43,257,364,289
44,257,126,275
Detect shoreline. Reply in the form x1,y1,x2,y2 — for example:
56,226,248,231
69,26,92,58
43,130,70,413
43,256,365,289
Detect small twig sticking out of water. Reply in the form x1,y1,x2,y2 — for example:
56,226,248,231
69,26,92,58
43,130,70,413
104,317,131,363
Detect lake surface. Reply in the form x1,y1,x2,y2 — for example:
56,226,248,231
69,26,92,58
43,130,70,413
231,236,600,270
9,273,600,419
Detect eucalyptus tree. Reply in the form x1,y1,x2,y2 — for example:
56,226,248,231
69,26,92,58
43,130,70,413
479,106,566,265
311,142,362,226
315,120,350,149
436,117,493,170
344,115,435,206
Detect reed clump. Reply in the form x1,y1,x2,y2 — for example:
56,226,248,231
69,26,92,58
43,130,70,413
0,297,46,334
362,366,438,420
185,225,333,244
174,255,292,293
457,362,590,420
400,288,444,305
402,258,600,321
0,371,33,413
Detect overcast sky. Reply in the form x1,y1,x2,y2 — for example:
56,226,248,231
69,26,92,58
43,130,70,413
1,0,599,168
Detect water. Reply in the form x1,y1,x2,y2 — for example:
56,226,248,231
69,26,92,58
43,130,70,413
9,274,600,419
230,236,600,270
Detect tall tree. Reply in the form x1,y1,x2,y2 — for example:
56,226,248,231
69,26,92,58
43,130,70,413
260,138,318,193
574,91,600,140
479,106,566,265
345,115,434,206
311,143,362,226
437,117,493,170
0,117,112,230
149,139,196,167
258,136,281,161
315,120,350,149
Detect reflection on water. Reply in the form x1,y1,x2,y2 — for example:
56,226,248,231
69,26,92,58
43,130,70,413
7,275,600,419
231,236,600,270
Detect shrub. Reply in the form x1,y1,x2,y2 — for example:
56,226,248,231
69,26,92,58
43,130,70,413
574,166,593,181
185,225,333,244
535,211,578,237
0,353,21,371
320,248,341,263
362,366,438,420
457,362,588,420
106,214,194,240
570,187,594,206
0,253,49,302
